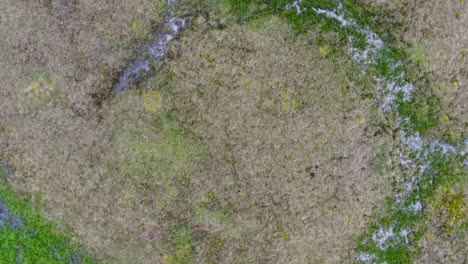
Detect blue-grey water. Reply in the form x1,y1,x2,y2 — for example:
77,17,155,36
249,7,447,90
113,0,185,92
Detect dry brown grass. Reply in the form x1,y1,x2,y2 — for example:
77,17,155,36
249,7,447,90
0,0,172,262
0,2,399,263
0,0,167,117
160,17,395,263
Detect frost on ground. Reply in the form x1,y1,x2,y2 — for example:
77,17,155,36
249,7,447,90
114,0,186,92
286,0,467,262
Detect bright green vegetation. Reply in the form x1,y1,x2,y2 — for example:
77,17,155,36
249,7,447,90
218,0,379,49
397,93,440,136
0,168,97,264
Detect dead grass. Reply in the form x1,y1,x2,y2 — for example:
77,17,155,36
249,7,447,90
0,0,175,262
0,0,167,117
0,2,398,263
415,185,467,264
161,16,395,263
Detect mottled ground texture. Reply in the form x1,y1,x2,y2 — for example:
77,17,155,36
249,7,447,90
358,0,467,263
159,17,395,263
360,0,467,140
0,0,167,116
0,1,395,262
0,0,465,263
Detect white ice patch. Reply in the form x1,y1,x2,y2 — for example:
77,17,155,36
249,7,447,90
364,31,385,50
349,30,385,70
401,131,424,152
399,149,413,167
357,252,375,263
382,81,414,112
430,141,457,155
461,140,468,155
408,201,422,212
400,229,410,244
114,0,185,92
313,8,353,26
168,17,186,33
372,226,395,250
419,164,429,174
404,182,413,192
375,77,415,112
312,2,355,27
285,0,306,14
462,140,468,166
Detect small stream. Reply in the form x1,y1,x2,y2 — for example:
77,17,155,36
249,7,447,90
287,1,466,262
113,0,185,92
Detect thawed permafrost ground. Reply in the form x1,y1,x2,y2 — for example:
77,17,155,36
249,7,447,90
0,0,465,263
0,3,396,262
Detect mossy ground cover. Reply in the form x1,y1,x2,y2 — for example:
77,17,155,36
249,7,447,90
356,150,466,263
294,1,467,262
0,167,97,264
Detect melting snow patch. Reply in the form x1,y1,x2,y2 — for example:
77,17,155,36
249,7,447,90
401,131,424,152
462,140,468,166
364,31,384,50
357,252,375,263
461,140,468,156
404,182,413,192
408,201,422,213
400,229,410,244
372,225,395,250
312,2,356,27
285,0,306,14
430,141,457,155
114,0,186,92
377,78,415,112
349,30,384,68
399,150,412,167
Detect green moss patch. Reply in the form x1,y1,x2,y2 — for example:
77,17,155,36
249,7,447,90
0,169,97,264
